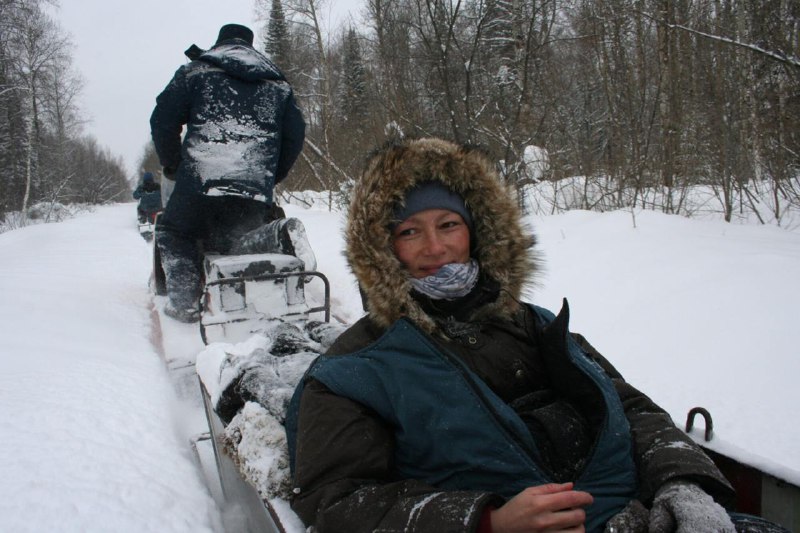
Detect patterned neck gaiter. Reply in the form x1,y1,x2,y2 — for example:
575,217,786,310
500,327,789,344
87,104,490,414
409,259,480,300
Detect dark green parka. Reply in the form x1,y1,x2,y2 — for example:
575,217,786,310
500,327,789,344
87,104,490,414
288,138,733,532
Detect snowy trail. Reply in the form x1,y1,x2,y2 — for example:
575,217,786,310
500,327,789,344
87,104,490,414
0,205,222,532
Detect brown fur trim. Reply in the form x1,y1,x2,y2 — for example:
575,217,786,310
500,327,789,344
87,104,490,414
346,138,538,334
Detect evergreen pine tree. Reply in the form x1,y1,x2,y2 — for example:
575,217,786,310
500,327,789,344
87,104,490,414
339,28,369,131
483,0,517,86
264,0,291,72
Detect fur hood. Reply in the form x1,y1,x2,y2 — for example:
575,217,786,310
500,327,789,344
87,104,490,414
345,137,539,334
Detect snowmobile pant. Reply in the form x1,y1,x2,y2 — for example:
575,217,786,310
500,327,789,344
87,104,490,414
156,192,276,311
231,217,317,272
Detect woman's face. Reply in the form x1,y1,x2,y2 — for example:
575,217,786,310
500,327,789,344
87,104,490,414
392,208,471,279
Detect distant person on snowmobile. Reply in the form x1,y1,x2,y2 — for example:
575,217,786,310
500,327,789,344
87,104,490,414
149,23,313,323
286,137,787,533
132,171,162,224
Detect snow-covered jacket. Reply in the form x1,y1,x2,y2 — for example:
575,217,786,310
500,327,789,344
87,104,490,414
149,40,305,204
286,138,733,532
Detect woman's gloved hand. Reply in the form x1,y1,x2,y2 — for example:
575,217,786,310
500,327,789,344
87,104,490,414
649,480,735,533
604,499,649,533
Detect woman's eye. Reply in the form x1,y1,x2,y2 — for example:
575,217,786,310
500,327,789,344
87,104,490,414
396,227,417,237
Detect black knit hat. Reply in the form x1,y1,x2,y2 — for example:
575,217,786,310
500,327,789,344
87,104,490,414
215,24,254,46
393,181,474,231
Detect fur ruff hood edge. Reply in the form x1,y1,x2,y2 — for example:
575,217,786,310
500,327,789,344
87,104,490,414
345,137,539,334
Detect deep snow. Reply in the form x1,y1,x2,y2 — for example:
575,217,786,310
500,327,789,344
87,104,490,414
1,198,798,532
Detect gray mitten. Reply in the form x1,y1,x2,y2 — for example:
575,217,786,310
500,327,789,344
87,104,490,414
649,480,735,533
604,499,649,533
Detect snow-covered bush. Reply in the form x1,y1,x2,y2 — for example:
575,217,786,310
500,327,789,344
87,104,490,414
522,145,550,182
520,175,800,228
27,201,72,222
1,203,97,235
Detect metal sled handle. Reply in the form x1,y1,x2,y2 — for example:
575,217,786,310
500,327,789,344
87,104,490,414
204,270,331,322
685,406,714,442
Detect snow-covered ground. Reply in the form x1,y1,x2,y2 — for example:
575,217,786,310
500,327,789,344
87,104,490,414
1,199,798,532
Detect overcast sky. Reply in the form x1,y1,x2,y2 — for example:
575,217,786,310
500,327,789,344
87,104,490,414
54,0,363,181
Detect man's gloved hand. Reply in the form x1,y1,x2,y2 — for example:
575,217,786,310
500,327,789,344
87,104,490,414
649,480,735,533
604,499,648,533
162,166,177,180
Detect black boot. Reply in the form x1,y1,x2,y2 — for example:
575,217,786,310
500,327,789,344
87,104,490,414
163,300,200,323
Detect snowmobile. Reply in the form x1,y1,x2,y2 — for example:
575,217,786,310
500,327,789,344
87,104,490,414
137,209,160,242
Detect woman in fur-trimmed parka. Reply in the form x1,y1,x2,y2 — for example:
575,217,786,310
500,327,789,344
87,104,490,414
285,138,737,533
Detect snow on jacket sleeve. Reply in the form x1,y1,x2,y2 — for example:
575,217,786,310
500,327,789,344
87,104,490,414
572,333,735,506
149,66,191,172
291,379,500,532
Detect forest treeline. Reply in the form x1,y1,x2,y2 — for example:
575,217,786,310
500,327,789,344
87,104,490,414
4,0,798,226
241,0,798,223
0,0,129,223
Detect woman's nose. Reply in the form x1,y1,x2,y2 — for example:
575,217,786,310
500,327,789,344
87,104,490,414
422,231,446,255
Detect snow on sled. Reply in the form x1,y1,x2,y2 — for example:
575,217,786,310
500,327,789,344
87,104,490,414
194,319,345,533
